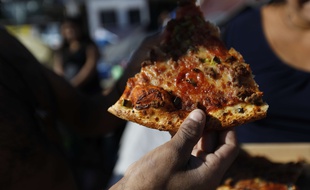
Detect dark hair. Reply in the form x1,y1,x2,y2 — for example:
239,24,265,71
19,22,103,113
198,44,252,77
59,15,93,50
62,16,82,25
61,16,89,39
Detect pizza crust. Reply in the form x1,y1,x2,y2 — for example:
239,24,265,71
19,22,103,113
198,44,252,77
108,100,187,133
208,103,269,130
108,100,268,133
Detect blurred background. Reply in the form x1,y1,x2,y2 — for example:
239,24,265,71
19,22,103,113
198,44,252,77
0,0,268,190
0,0,268,91
1,0,180,89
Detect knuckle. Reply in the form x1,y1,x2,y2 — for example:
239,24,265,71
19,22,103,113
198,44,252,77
179,118,201,142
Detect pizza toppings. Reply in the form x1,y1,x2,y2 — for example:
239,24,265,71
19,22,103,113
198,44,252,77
108,0,268,132
218,178,299,190
217,150,304,190
132,47,264,113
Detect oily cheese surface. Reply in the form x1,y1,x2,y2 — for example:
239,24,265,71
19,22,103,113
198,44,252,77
132,47,265,114
107,47,268,132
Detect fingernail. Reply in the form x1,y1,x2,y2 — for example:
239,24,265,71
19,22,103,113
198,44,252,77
189,110,204,122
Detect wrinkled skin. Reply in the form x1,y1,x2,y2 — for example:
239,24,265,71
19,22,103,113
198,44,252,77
111,109,239,190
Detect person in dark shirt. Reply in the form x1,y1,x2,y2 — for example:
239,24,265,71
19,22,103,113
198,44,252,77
52,16,110,189
222,0,310,142
53,16,102,95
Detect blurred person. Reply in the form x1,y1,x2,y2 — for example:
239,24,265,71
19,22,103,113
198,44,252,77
222,0,310,142
53,16,110,190
0,27,239,189
53,16,102,95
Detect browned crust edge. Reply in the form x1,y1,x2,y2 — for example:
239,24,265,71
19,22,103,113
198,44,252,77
108,101,268,133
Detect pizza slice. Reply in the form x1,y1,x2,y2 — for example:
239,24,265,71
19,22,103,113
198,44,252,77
108,0,268,133
217,150,304,190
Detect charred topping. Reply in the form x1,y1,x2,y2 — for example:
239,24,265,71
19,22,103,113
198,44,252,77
225,56,238,64
132,87,177,111
213,56,221,64
158,3,228,61
237,107,244,113
122,99,133,108
173,96,182,109
204,67,219,79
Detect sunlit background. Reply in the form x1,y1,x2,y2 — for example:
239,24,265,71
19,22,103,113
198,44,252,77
0,1,269,189
0,0,268,90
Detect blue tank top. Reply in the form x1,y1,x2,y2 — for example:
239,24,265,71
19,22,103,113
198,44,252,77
222,8,310,142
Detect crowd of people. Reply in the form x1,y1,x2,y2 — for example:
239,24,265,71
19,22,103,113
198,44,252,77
0,0,309,189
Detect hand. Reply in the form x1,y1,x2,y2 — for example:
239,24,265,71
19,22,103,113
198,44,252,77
110,109,239,190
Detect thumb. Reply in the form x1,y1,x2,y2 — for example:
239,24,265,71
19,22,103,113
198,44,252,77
170,109,206,162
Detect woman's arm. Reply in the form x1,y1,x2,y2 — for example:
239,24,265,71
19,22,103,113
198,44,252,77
53,52,65,77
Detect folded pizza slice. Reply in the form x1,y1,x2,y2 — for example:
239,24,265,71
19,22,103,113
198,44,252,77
108,0,268,133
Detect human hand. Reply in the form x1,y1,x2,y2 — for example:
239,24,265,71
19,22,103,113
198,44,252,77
110,109,239,190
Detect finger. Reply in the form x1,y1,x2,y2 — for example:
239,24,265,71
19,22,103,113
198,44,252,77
195,127,238,155
190,129,239,190
208,128,239,173
219,127,238,146
214,128,239,163
194,129,218,155
170,109,206,163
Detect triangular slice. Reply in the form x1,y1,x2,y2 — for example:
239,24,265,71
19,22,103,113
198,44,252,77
108,0,268,133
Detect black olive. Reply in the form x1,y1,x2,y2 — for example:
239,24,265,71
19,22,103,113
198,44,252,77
122,99,133,108
213,56,221,64
173,97,182,109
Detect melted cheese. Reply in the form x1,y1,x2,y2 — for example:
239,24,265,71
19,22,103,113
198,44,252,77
129,46,262,113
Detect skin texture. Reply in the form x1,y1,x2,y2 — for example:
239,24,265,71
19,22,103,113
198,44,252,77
110,110,239,190
262,0,310,72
